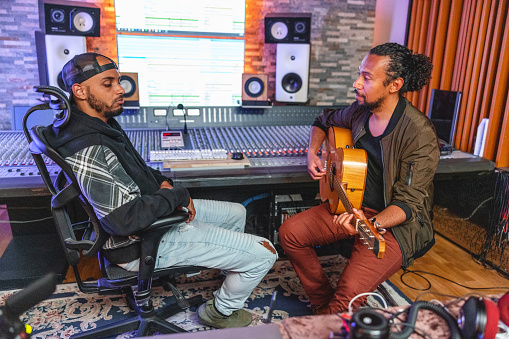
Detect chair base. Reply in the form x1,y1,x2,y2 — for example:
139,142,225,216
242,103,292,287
72,294,204,338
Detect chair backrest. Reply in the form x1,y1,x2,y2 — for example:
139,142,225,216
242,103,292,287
22,88,110,292
29,126,109,258
23,87,192,296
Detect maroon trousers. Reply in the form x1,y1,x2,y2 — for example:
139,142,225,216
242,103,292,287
279,203,402,313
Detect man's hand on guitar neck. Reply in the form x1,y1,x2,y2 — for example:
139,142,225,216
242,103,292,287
332,208,367,236
307,153,325,180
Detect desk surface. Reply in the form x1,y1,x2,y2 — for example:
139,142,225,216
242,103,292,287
276,296,481,339
152,296,494,339
0,151,495,199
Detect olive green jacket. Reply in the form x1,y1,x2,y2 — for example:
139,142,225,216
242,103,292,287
314,97,440,268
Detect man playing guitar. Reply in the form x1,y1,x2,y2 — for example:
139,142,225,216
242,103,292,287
279,43,440,315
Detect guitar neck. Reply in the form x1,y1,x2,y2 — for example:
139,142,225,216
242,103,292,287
332,176,354,214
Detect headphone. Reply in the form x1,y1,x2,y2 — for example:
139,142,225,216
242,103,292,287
346,294,508,339
498,293,509,327
458,296,501,339
349,309,389,338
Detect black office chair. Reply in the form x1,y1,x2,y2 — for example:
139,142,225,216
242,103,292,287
23,86,204,338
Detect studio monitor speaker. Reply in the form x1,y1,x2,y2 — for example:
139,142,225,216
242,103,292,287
265,13,311,44
275,44,310,103
119,72,140,107
35,31,87,94
39,0,100,37
242,74,268,101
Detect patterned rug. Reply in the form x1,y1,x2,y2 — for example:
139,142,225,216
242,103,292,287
0,255,410,338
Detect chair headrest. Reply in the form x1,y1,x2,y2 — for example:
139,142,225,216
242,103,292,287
33,85,71,129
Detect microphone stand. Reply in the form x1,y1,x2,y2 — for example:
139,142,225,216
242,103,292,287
177,103,188,135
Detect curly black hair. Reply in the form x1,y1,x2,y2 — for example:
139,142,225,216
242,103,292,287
369,43,433,93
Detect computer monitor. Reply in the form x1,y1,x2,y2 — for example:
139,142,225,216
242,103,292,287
428,89,462,145
114,0,246,108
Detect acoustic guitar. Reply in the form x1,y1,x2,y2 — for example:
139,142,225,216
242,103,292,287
319,126,385,259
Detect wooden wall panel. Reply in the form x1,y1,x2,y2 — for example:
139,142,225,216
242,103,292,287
409,0,425,105
421,0,448,115
468,0,498,149
454,0,479,147
458,0,488,151
464,0,494,151
478,0,508,160
419,0,439,115
496,90,509,167
485,12,509,164
451,0,471,90
407,0,508,166
495,95,509,167
440,0,464,90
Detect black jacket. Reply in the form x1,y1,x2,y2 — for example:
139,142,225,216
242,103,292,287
43,107,190,262
314,98,440,268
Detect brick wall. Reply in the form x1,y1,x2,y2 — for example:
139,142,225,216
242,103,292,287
0,0,376,130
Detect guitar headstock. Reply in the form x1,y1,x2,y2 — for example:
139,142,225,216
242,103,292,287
356,219,385,259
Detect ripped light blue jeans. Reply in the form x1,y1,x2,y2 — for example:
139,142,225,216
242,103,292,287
123,199,277,316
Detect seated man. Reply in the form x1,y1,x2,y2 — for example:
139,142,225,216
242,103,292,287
42,53,277,329
279,43,439,314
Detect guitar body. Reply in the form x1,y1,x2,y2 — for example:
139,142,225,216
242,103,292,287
320,126,367,214
319,126,385,259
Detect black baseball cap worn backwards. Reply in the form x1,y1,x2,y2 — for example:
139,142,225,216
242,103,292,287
59,53,118,93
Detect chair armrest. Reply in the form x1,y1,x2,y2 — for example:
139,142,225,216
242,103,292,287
135,210,189,284
137,210,189,237
65,238,95,251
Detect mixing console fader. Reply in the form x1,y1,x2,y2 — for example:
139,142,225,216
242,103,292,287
0,125,312,179
147,125,310,165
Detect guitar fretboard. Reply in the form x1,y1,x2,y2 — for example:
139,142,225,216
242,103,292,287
332,175,354,214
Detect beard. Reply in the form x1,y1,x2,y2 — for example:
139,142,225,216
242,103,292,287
355,89,385,111
87,91,124,118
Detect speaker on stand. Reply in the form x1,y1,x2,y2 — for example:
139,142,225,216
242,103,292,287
35,0,101,97
241,73,271,108
275,44,310,103
264,13,311,104
119,72,140,111
35,31,87,95
39,0,100,37
264,13,311,44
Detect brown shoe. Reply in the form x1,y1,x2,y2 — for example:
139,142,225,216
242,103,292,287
197,299,253,328
311,303,330,315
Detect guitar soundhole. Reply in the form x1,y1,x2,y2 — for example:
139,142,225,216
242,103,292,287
329,165,335,190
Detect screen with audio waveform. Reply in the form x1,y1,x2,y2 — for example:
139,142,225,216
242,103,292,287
114,0,245,37
115,0,246,107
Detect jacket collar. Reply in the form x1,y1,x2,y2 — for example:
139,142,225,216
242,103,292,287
69,107,123,139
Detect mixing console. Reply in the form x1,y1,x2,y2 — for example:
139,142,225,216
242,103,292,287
0,125,311,178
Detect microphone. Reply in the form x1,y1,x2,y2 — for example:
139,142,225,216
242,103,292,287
178,103,188,135
4,272,57,317
165,104,171,131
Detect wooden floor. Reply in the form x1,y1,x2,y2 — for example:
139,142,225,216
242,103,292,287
389,232,509,302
